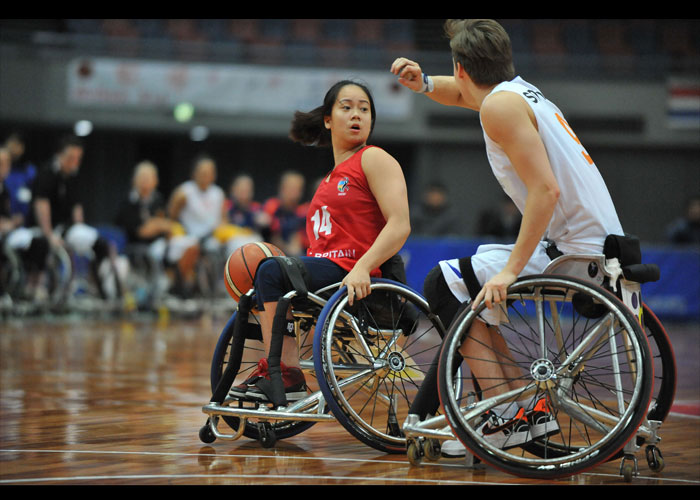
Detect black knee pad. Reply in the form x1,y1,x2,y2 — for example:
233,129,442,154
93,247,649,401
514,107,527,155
92,236,111,262
423,265,463,329
23,236,49,271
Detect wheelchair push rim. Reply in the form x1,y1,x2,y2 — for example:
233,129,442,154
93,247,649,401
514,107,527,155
314,278,446,454
438,275,654,479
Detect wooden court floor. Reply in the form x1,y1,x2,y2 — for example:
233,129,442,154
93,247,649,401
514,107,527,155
1,311,698,487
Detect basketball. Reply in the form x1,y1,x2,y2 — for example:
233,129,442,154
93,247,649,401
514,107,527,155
224,241,285,301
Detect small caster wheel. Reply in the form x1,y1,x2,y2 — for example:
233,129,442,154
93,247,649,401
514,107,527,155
646,445,665,472
620,454,638,483
422,438,441,462
622,463,635,483
407,440,423,466
199,421,216,444
258,423,277,448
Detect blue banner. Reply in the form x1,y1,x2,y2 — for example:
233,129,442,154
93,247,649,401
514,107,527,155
400,237,700,322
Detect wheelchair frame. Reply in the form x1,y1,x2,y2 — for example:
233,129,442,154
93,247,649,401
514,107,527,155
200,278,448,453
403,251,676,482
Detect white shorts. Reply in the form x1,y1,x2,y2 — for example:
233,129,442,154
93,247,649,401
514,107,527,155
439,241,552,326
64,223,99,257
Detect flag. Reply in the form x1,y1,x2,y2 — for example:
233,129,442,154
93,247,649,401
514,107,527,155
667,77,700,130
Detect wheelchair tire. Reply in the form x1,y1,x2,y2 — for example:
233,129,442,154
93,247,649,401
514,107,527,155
210,311,315,441
641,303,676,424
437,275,654,479
313,278,446,454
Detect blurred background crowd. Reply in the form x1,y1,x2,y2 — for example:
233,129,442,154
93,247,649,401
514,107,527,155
1,19,698,321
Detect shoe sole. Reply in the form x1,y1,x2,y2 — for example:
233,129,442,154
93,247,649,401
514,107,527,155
529,418,560,439
243,389,308,402
228,388,250,399
483,419,559,449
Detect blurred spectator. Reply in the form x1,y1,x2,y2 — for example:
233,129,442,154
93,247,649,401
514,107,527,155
410,180,461,237
667,195,700,245
117,161,171,246
1,147,49,301
31,135,126,301
261,170,308,256
3,132,37,222
168,155,226,240
220,173,265,254
116,160,200,300
476,195,521,240
167,155,227,295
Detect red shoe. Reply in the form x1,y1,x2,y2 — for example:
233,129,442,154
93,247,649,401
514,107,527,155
229,358,268,399
231,359,307,402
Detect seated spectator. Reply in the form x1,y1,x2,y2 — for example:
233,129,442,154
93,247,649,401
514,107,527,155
3,132,37,223
476,195,522,241
116,160,200,299
261,170,308,256
31,135,126,301
410,180,461,237
0,146,49,302
667,195,700,245
167,155,228,295
218,173,265,254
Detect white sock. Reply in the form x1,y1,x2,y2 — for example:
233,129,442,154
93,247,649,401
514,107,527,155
493,402,520,420
517,396,538,412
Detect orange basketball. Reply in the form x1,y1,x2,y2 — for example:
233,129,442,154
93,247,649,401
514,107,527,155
224,242,285,301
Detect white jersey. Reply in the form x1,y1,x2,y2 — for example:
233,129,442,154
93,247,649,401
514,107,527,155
178,180,224,239
481,76,623,255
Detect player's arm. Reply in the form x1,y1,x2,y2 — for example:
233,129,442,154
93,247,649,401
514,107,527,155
474,91,560,309
390,57,479,110
167,188,187,220
342,147,411,304
33,197,63,247
72,204,84,224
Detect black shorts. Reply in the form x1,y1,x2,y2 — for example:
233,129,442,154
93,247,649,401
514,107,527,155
254,256,347,309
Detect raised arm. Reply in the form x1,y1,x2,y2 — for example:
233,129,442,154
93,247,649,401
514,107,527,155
390,57,480,111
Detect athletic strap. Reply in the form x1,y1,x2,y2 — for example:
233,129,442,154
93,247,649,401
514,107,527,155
210,294,253,404
256,297,292,407
263,255,311,299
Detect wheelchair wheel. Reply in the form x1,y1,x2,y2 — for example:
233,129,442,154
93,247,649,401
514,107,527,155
437,275,654,479
313,278,446,453
642,303,676,424
210,310,315,441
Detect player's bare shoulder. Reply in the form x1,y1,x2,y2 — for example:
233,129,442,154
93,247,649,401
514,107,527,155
361,146,400,171
481,91,536,140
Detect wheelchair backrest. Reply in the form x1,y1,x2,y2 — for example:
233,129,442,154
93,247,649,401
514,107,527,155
542,233,659,327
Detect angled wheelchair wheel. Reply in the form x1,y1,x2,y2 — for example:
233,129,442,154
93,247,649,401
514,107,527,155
437,275,654,479
210,309,315,441
641,304,676,424
313,278,446,453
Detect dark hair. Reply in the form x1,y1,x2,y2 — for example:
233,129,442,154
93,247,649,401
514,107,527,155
444,19,515,87
57,134,84,153
289,79,376,147
190,153,216,174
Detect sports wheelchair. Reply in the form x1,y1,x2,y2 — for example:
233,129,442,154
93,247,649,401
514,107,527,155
199,256,450,453
0,233,72,311
402,234,676,482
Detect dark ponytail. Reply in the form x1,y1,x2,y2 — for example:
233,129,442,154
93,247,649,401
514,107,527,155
289,79,376,148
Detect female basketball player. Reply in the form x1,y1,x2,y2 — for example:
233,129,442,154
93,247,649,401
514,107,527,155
391,19,624,454
232,80,410,402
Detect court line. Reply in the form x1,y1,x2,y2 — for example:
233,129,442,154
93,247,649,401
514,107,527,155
1,448,698,485
0,473,503,485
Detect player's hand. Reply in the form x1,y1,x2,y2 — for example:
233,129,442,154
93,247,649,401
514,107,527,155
390,57,424,92
342,266,372,306
473,270,517,311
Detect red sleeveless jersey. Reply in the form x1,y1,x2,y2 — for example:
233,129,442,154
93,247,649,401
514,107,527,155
306,146,386,276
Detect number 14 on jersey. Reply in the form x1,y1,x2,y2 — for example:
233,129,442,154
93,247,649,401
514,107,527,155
311,206,332,240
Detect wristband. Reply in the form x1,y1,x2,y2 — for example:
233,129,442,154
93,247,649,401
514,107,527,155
418,73,434,93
